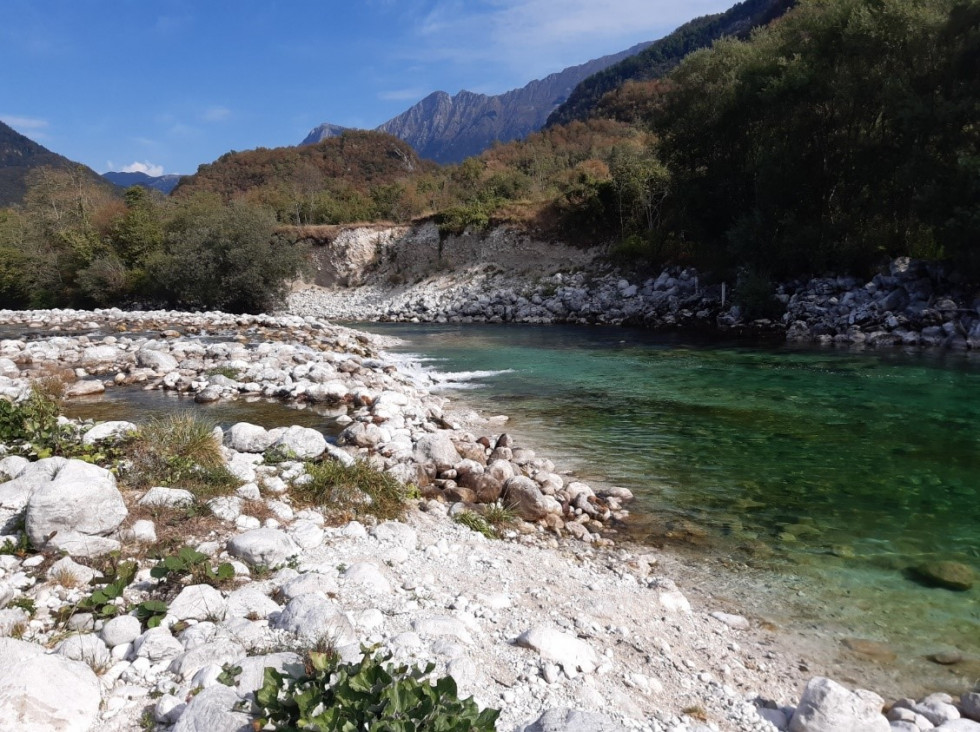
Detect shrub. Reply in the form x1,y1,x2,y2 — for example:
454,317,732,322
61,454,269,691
296,460,406,522
149,546,235,590
0,380,63,448
253,649,499,731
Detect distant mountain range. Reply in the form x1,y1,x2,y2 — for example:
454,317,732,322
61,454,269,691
102,171,183,194
301,41,652,164
0,120,111,207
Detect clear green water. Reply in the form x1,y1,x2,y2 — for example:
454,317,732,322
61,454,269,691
361,322,980,696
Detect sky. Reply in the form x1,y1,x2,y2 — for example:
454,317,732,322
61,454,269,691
1,0,735,176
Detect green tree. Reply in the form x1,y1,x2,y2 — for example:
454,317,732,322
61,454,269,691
147,196,307,313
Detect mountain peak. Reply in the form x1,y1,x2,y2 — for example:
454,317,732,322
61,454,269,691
300,123,352,147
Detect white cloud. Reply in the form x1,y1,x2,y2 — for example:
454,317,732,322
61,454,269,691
203,106,231,122
117,161,165,176
400,0,734,84
0,114,49,131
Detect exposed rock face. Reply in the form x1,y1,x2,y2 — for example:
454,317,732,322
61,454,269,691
299,122,351,146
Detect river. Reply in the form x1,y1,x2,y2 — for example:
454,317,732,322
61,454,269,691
354,322,980,698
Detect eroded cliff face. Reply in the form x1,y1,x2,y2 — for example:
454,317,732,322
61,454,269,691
297,222,600,289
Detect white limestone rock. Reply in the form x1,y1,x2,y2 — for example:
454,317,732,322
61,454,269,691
55,633,111,671
413,432,461,468
82,420,136,445
520,708,621,732
139,486,195,508
270,593,357,645
225,422,275,453
235,652,305,694
132,627,185,663
227,528,299,567
0,637,101,732
101,615,142,648
225,587,281,620
169,640,246,681
788,677,889,732
25,459,127,548
269,425,327,460
516,626,598,676
137,348,178,372
168,584,227,622
171,683,251,732
343,562,392,594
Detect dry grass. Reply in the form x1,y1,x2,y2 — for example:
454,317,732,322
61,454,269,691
49,566,83,589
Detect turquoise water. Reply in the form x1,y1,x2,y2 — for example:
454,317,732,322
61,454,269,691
361,322,980,696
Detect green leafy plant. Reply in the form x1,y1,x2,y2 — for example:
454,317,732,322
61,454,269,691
253,649,499,731
70,560,138,620
297,459,406,521
8,596,36,616
205,366,241,380
0,380,68,456
0,532,32,558
150,546,236,588
217,663,242,687
134,599,169,629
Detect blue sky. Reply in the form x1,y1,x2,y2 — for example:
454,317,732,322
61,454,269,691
1,0,734,176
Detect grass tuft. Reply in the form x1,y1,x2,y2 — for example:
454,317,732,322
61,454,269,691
120,415,237,499
295,459,406,522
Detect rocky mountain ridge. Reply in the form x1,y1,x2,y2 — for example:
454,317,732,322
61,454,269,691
302,41,651,164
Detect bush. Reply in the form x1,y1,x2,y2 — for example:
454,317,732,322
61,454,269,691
0,380,65,454
296,460,406,522
254,649,499,731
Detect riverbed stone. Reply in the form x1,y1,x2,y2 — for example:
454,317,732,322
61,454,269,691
269,426,326,459
137,348,178,372
25,459,127,548
225,422,274,453
516,626,598,676
413,432,461,468
0,637,101,732
520,708,621,732
788,677,889,732
82,420,137,445
227,528,299,567
65,379,105,397
168,584,227,622
961,692,980,721
139,486,195,508
504,476,560,521
912,561,975,591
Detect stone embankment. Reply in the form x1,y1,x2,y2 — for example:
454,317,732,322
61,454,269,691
0,308,976,732
289,223,980,350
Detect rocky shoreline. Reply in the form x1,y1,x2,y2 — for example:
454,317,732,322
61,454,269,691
0,308,977,731
289,224,980,351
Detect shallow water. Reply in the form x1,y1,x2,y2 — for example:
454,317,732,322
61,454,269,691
357,322,980,698
63,387,346,437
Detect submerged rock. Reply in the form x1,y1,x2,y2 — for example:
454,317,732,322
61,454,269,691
911,560,975,591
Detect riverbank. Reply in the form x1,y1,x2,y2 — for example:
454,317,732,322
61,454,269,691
0,308,977,731
289,223,980,351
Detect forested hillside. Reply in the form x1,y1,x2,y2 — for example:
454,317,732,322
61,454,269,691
0,121,115,206
546,0,795,127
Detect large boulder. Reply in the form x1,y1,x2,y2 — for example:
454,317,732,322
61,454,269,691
268,426,326,460
137,348,179,372
0,637,101,731
25,459,127,549
172,684,251,732
788,677,888,732
81,420,136,446
413,432,461,468
224,422,275,453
